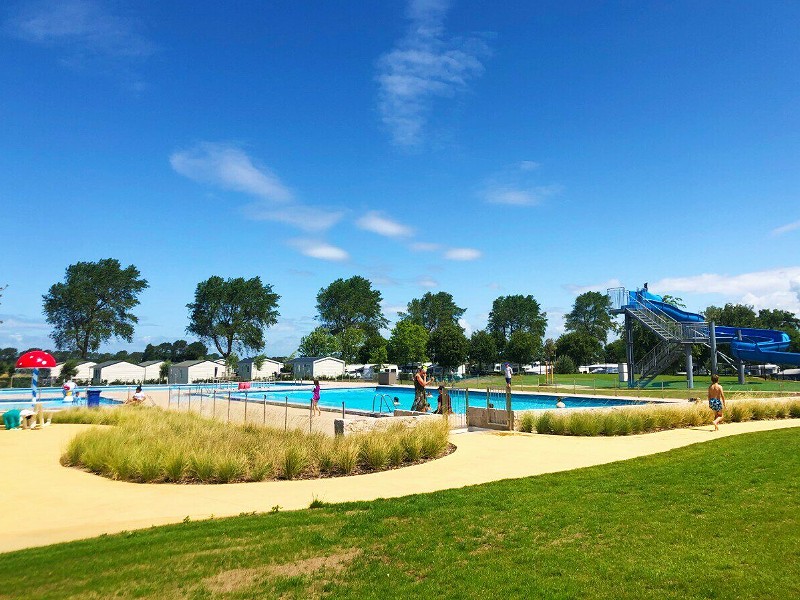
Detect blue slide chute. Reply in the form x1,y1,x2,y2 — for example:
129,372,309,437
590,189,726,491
626,290,800,366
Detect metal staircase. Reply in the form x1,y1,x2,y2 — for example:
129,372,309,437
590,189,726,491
609,287,712,387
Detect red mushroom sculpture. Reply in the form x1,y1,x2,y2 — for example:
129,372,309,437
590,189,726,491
16,350,57,403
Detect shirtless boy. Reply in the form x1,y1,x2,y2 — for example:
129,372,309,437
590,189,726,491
707,374,726,431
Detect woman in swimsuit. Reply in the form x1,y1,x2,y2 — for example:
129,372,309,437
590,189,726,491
707,374,726,431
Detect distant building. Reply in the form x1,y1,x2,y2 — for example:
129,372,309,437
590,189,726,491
238,357,283,380
290,356,345,379
139,360,166,381
169,359,226,384
92,361,145,384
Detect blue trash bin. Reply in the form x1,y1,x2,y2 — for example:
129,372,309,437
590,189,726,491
87,389,102,408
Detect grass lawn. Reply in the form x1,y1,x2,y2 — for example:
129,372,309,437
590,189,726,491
1,428,798,599
458,373,800,399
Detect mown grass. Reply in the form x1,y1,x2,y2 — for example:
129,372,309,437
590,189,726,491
1,428,797,599
56,407,450,483
517,397,800,435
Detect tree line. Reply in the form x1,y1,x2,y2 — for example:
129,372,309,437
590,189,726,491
16,258,800,377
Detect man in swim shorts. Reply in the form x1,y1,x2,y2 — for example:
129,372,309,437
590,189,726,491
707,374,726,431
504,362,513,390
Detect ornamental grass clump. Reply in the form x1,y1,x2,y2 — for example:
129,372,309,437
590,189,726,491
59,407,450,483
516,398,798,437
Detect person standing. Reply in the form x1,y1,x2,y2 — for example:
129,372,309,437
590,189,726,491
708,374,726,430
412,366,430,412
504,362,513,390
311,379,321,416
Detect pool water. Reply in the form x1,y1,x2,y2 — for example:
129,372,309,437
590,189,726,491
233,386,645,414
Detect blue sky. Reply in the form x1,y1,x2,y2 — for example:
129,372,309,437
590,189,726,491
1,0,799,357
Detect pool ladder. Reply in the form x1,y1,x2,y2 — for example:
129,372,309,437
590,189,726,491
371,393,398,414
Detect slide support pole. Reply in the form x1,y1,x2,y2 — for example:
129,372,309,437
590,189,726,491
685,344,694,389
709,321,718,376
737,329,746,385
625,312,635,388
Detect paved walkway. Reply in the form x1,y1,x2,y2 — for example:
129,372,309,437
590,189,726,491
1,419,798,553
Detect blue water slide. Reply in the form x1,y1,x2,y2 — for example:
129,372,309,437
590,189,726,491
626,289,800,366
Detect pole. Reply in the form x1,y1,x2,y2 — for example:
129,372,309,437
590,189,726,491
31,368,38,405
244,392,248,423
736,329,746,385
625,312,635,388
285,396,288,431
227,392,231,422
263,395,266,425
465,389,469,429
212,390,216,419
685,345,694,389
505,388,513,431
341,402,345,419
709,321,718,376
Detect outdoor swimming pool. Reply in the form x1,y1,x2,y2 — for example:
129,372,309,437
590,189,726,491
0,397,121,412
231,386,646,414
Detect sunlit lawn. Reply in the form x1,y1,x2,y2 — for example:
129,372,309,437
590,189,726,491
1,428,798,599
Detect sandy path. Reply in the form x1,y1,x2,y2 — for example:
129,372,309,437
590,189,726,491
1,416,797,553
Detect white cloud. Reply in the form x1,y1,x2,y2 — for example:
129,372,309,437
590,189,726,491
288,239,349,262
458,317,473,337
410,241,441,252
171,143,293,202
172,142,344,232
484,184,563,206
376,0,490,147
653,267,800,314
356,211,413,238
243,203,343,232
417,277,439,288
383,304,408,315
518,160,541,171
444,247,481,261
7,0,155,72
771,220,800,237
563,278,623,295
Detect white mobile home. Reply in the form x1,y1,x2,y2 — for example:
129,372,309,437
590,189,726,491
169,360,225,384
139,360,166,381
92,361,145,384
290,356,345,379
238,357,283,380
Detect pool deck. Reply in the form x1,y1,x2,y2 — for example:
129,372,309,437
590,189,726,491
1,416,797,554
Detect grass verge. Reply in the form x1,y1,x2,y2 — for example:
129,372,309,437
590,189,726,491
0,428,797,598
55,407,451,483
518,397,800,435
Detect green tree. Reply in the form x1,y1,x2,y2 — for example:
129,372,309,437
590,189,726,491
556,331,603,367
298,327,340,357
505,330,540,371
43,259,149,359
253,354,267,371
564,291,613,343
186,276,280,358
469,330,497,373
358,333,388,365
57,359,79,384
487,295,547,349
543,338,557,363
184,341,208,360
337,327,366,364
604,338,627,363
224,353,239,378
703,303,758,328
554,355,576,374
316,276,387,335
159,360,171,382
387,321,429,365
398,292,466,333
427,323,469,372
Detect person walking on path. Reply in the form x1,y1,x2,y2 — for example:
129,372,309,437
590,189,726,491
708,374,726,431
504,362,513,390
412,366,430,412
311,379,321,417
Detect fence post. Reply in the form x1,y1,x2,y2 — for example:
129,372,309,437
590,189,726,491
244,391,248,423
227,392,231,422
486,388,490,410
285,396,288,431
465,389,470,429
342,402,345,419
263,395,266,425
188,388,191,413
212,390,216,419
506,388,513,431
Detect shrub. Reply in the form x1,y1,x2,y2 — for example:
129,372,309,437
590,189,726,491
517,413,535,433
361,436,389,470
334,439,360,474
536,412,556,434
789,401,800,419
553,356,576,375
